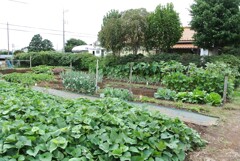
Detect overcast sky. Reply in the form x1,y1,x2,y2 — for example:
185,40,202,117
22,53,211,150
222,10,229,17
0,0,194,51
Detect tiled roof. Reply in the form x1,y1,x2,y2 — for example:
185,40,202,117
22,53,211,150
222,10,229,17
172,44,198,49
180,27,195,41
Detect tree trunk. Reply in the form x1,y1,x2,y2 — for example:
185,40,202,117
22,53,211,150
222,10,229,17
132,46,138,55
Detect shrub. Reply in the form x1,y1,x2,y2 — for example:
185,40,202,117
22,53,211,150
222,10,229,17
14,52,99,72
61,71,98,94
162,72,193,92
205,92,222,106
154,88,177,100
102,87,133,101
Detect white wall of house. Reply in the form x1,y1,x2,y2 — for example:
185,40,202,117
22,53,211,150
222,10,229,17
200,48,209,56
72,45,106,57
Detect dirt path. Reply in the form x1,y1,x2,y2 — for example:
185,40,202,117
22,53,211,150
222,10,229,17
187,110,240,161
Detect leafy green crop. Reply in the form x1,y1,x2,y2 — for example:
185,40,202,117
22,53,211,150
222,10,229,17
102,87,133,101
0,81,205,160
3,72,54,86
31,65,54,75
154,88,222,106
61,71,102,94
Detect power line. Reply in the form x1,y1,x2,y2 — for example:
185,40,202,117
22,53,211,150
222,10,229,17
0,27,97,38
0,23,97,36
7,0,28,4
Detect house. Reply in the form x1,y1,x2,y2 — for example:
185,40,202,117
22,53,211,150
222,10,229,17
172,27,209,56
72,44,106,57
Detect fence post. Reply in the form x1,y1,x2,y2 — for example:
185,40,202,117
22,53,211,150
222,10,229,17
129,62,133,92
70,61,72,70
30,55,32,68
95,59,99,93
222,75,228,105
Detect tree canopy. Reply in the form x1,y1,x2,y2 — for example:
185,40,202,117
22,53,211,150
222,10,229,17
98,10,124,56
98,4,183,56
28,34,54,52
190,0,240,54
146,3,183,52
121,8,149,55
65,38,87,52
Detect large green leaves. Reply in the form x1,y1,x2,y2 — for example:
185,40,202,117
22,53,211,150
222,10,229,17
0,81,205,160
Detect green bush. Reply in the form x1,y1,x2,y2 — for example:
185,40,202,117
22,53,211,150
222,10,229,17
154,88,222,106
162,72,193,92
102,87,133,101
61,71,99,94
205,92,222,106
14,52,99,72
0,81,206,161
154,88,177,100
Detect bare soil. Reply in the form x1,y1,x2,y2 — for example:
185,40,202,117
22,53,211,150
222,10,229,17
186,110,240,161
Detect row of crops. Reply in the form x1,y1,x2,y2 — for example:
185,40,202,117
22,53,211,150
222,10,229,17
0,81,205,160
104,61,239,105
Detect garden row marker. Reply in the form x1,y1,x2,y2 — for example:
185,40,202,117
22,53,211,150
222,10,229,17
95,59,99,93
222,75,228,105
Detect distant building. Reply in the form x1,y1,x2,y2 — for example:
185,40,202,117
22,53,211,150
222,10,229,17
172,27,209,56
72,44,106,57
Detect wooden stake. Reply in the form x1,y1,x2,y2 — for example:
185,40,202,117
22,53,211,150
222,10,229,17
30,55,32,68
223,75,228,105
95,59,99,93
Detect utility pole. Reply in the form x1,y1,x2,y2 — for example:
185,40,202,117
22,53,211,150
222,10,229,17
7,22,10,55
62,9,65,53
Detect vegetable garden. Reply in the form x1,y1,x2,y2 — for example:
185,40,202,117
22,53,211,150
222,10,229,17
1,52,240,160
0,81,205,160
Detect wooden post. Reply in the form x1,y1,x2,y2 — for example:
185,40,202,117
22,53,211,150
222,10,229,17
95,59,99,93
129,62,133,92
70,61,72,70
223,75,228,105
30,55,32,68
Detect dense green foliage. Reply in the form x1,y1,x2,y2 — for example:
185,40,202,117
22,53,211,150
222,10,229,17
31,65,54,74
190,0,240,54
104,61,238,97
28,34,54,52
0,81,205,160
146,3,183,52
65,38,87,52
61,71,101,94
121,8,149,55
154,88,222,106
98,10,124,56
14,52,98,71
99,3,182,55
102,87,133,101
3,72,54,86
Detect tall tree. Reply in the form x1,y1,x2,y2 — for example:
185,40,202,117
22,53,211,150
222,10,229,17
28,34,43,52
121,8,149,54
65,38,87,52
146,3,183,53
41,39,54,51
98,10,124,56
190,0,240,55
28,34,54,52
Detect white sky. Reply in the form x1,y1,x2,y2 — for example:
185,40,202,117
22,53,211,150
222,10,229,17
0,0,194,51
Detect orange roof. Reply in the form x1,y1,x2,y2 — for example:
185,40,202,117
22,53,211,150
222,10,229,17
180,27,195,41
172,44,198,49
